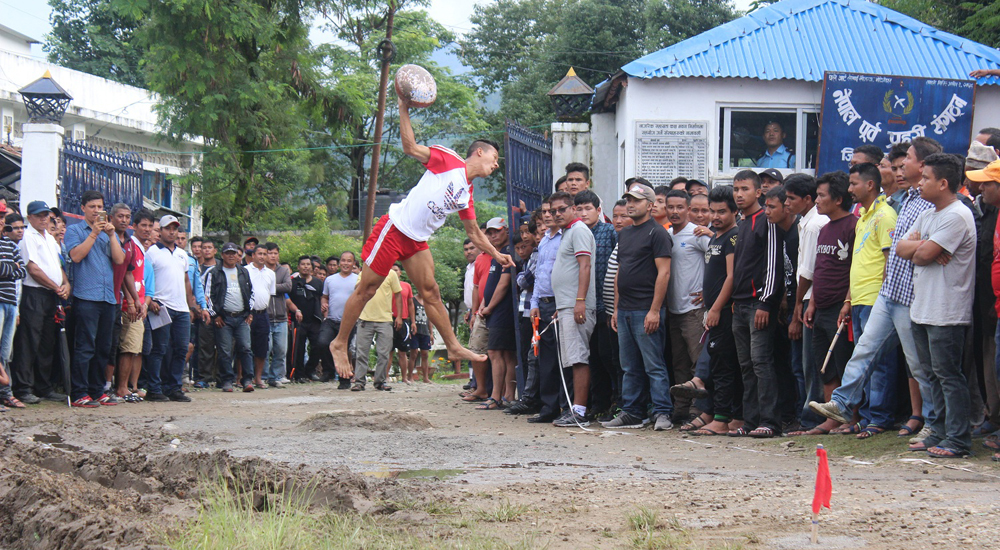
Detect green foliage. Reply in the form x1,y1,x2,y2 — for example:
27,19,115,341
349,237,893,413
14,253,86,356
459,0,738,128
45,0,145,87
263,207,363,266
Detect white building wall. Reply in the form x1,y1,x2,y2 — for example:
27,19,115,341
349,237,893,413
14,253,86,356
590,112,618,211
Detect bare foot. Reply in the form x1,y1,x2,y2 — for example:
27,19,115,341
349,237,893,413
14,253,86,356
817,419,846,433
422,378,431,383
447,345,487,363
330,341,354,379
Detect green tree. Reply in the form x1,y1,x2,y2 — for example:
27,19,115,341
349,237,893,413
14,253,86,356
113,0,344,242
45,0,145,87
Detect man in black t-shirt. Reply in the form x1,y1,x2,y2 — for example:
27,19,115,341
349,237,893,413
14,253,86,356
601,181,675,431
286,256,324,382
679,186,742,437
479,222,516,409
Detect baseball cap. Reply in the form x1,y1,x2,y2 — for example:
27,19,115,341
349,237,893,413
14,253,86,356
965,159,1000,183
159,215,180,228
966,141,999,171
758,168,784,183
622,182,655,202
243,236,259,246
26,200,52,216
221,242,241,253
485,217,507,230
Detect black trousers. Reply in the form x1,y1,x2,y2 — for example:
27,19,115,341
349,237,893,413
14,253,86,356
291,321,322,379
708,308,742,420
13,286,58,397
518,316,538,402
773,315,800,424
536,301,572,417
588,311,615,414
318,318,355,378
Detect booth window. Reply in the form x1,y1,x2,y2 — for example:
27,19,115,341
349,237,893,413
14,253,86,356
719,107,819,173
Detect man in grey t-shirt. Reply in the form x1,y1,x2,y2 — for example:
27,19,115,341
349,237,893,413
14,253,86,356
548,192,596,427
895,154,976,457
320,251,360,389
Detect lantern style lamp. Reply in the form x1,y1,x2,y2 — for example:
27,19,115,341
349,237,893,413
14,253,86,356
547,67,594,121
19,70,73,124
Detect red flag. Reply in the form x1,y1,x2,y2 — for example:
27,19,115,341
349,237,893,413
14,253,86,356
812,446,832,514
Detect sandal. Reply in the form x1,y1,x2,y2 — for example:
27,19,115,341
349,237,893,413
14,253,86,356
908,441,936,452
832,422,862,435
475,398,502,410
897,415,924,437
727,426,751,437
670,380,709,399
927,446,970,459
462,394,487,403
972,420,999,438
993,452,1000,463
690,428,726,436
857,425,887,440
0,396,26,409
749,426,776,438
982,435,999,450
680,415,709,432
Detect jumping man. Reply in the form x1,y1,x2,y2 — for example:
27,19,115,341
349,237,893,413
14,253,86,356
330,97,513,377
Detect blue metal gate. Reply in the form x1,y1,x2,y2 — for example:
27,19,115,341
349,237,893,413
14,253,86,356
503,121,552,397
60,139,143,218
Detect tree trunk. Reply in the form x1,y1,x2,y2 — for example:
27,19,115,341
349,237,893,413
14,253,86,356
228,148,255,243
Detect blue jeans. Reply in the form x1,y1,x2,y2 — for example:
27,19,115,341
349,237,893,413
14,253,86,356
617,308,672,418
912,323,970,453
266,320,288,381
0,302,16,398
149,309,192,395
216,314,253,386
830,297,930,424
852,304,899,429
71,299,117,401
800,300,825,427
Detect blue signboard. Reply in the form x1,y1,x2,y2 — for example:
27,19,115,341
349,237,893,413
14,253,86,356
818,72,976,175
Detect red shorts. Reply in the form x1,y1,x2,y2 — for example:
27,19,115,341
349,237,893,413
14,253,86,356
362,216,429,277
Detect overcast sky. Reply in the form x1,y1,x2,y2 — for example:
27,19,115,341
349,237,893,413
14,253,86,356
2,0,755,79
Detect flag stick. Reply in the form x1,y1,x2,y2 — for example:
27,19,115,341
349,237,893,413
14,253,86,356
820,320,847,374
811,512,819,544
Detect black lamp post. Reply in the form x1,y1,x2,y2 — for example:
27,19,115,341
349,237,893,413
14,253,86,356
547,68,594,121
19,70,72,124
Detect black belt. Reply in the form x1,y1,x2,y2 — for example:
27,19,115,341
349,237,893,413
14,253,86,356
539,296,555,304
222,311,248,317
252,309,267,315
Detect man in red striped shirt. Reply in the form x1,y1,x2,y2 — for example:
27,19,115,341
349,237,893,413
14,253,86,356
330,97,513,377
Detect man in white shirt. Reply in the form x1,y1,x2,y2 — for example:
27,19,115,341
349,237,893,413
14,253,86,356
784,176,830,431
12,201,69,405
246,245,276,389
320,251,360,389
329,96,512,377
145,215,202,402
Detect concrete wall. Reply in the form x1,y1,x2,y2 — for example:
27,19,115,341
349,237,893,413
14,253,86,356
551,122,591,184
590,112,618,212
0,26,35,57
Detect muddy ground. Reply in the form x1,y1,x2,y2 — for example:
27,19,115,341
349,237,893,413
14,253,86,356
1,382,998,549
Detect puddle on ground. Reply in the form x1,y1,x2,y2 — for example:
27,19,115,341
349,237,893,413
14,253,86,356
362,467,466,480
31,433,84,452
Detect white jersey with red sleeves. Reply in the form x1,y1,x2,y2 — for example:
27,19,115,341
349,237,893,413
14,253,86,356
388,145,476,242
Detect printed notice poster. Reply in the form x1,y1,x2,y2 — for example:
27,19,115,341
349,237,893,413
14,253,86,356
818,72,975,174
635,121,708,185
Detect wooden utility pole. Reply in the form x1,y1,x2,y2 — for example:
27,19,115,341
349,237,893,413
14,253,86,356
363,4,397,240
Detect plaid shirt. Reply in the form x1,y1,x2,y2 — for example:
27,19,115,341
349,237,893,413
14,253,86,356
880,187,933,306
590,221,617,311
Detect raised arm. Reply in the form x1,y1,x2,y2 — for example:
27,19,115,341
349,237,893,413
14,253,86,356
398,98,431,164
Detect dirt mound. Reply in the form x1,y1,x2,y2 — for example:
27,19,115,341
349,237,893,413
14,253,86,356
298,409,433,432
0,435,380,550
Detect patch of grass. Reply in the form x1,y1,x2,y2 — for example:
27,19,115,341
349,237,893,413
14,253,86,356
626,505,659,532
743,532,761,544
628,530,689,550
625,506,691,550
476,499,532,523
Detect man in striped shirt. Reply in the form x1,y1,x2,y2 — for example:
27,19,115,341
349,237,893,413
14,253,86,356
0,211,25,409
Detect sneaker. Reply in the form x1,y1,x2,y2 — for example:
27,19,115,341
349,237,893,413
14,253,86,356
351,383,364,391
808,401,850,425
221,383,234,393
103,381,112,393
597,407,621,423
337,380,352,390
526,413,559,423
243,384,255,393
462,383,472,390
504,400,539,416
653,413,674,431
192,381,208,389
17,393,41,405
71,396,99,408
309,373,321,382
601,411,647,429
145,392,169,402
1,396,26,408
40,392,67,402
268,380,285,389
553,410,590,427
278,377,291,384
167,391,192,402
910,426,933,445
97,394,121,406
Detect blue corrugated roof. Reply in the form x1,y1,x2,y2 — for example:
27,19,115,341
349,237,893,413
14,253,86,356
622,0,1000,85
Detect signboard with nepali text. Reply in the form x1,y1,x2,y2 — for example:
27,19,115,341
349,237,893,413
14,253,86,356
817,72,976,175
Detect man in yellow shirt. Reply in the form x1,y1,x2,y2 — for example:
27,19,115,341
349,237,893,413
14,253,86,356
351,266,402,391
838,162,898,438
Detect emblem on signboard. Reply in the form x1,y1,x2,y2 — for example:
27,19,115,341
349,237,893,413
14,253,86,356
883,89,914,119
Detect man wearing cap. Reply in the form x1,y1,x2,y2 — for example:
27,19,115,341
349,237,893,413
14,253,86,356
603,181,674,431
758,168,784,207
328,101,511,378
11,201,63,407
204,242,255,392
145,214,203,402
757,122,795,169
64,190,126,408
477,217,517,409
242,237,258,266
